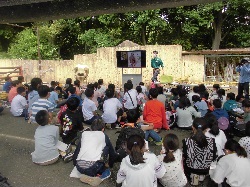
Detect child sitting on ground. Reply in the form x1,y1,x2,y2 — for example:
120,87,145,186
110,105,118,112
192,95,208,117
82,88,98,125
116,134,166,187
60,97,84,145
143,88,169,131
48,86,59,108
70,118,119,186
158,133,187,187
10,86,28,120
32,110,72,165
223,92,238,112
236,100,250,124
8,80,22,103
102,89,123,129
212,99,229,120
30,85,55,123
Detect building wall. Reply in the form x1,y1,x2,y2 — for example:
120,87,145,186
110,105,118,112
0,45,205,86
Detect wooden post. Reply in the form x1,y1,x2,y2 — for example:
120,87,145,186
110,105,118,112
37,26,42,78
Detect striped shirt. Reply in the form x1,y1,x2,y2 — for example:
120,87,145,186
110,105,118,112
30,99,54,123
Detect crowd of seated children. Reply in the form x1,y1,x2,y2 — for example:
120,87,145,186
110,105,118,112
210,89,226,107
212,99,229,120
156,86,167,108
204,113,227,156
210,84,220,98
28,78,42,113
102,89,123,129
82,88,98,125
210,139,250,186
73,79,82,96
158,133,187,187
10,86,28,120
71,118,119,186
223,92,238,112
30,85,55,123
176,97,201,129
67,86,82,107
187,86,200,105
139,82,147,95
182,118,217,185
116,134,166,187
32,110,72,165
48,82,59,108
143,88,169,131
126,109,162,146
239,121,250,159
198,84,209,100
3,76,12,93
192,95,208,117
123,82,137,111
8,80,21,103
59,97,83,145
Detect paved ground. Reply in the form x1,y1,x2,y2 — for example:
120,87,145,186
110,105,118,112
0,108,222,187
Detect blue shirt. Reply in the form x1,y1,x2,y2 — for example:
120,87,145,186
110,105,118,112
236,63,250,83
3,81,11,92
48,91,59,107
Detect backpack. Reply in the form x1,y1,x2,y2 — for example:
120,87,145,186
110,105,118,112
115,126,145,160
57,104,68,124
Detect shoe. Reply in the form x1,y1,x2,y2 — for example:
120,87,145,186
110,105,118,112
99,168,111,181
65,145,72,154
63,152,74,163
154,139,162,146
148,137,154,142
80,174,102,186
115,124,121,129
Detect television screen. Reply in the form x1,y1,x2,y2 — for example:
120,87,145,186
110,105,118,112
116,50,146,68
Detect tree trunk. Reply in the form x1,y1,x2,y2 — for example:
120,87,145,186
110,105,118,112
212,10,223,50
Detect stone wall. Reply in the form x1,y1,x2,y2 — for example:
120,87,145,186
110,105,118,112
0,44,205,86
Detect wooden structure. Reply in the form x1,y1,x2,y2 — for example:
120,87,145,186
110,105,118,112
0,66,22,81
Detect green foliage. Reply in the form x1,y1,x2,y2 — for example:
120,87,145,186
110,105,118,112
8,28,59,60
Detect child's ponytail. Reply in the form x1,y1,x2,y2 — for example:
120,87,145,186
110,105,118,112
127,135,145,165
192,118,208,148
163,133,179,163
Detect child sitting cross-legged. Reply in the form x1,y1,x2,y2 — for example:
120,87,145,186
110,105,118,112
10,86,29,120
59,97,84,145
116,134,166,187
30,85,55,124
70,118,119,186
102,89,123,129
32,110,73,165
158,133,187,187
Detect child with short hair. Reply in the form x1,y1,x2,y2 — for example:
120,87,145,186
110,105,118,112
223,92,238,112
210,84,220,97
192,95,208,117
10,86,28,120
212,99,229,120
143,88,169,131
236,100,250,123
116,134,166,187
28,78,42,113
60,97,83,144
30,85,55,123
102,89,123,128
82,88,98,125
158,133,187,187
67,86,82,106
32,110,72,165
48,86,59,108
70,118,118,186
139,82,147,94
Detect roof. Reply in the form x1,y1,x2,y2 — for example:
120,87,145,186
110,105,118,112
0,0,221,23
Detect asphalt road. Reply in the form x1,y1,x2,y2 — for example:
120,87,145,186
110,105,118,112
0,108,191,187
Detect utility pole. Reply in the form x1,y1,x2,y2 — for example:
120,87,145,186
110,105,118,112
37,26,42,78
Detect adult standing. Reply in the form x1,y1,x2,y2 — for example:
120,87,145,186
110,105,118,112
236,58,250,99
151,51,164,83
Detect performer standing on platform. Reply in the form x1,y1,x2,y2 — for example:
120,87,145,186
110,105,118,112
151,51,164,83
236,58,250,99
